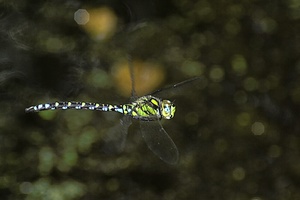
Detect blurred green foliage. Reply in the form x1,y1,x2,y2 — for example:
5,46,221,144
1,0,300,199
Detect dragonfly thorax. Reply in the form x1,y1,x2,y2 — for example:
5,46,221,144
126,95,176,121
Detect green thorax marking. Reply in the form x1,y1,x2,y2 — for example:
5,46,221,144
122,95,176,121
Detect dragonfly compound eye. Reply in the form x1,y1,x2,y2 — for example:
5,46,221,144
161,100,176,119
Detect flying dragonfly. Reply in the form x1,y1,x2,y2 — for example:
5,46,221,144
25,67,201,164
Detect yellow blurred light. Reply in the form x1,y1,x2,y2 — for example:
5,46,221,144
80,7,118,40
111,60,165,97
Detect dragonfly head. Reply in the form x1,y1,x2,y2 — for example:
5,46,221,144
161,100,176,119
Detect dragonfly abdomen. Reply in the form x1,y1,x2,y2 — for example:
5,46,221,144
25,101,124,113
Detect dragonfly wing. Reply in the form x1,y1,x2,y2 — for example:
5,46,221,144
140,120,179,164
150,76,203,99
102,115,132,154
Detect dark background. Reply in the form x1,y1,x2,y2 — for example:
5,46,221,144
1,0,300,199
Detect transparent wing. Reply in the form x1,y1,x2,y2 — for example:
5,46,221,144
102,115,132,154
150,76,203,99
140,120,179,165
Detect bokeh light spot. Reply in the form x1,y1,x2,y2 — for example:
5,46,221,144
231,54,247,76
209,66,224,82
81,7,118,40
61,180,86,199
78,126,98,154
74,9,90,25
86,68,112,89
38,110,57,121
243,77,258,91
251,121,265,135
38,147,55,175
182,60,206,76
19,182,33,194
236,112,251,127
58,147,78,172
45,37,63,52
258,17,277,34
65,110,93,131
116,157,131,169
232,167,246,181
112,60,165,97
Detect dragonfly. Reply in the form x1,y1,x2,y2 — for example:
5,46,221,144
25,66,200,164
